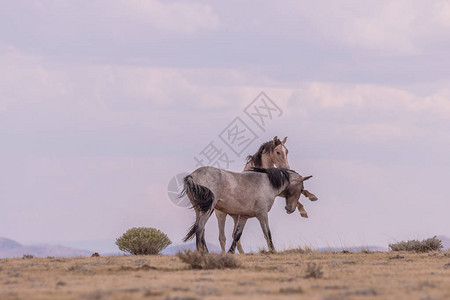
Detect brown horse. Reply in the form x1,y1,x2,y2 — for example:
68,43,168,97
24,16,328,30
215,136,317,253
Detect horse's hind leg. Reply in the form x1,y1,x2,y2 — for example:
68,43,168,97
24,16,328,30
228,216,248,254
231,214,245,254
257,213,275,252
215,210,227,253
195,211,213,252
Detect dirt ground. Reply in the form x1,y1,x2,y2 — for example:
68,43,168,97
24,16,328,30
1,250,450,300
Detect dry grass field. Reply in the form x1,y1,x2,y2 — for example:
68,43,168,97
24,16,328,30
1,250,450,300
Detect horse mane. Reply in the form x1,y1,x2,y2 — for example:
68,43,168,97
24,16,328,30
246,139,282,167
249,167,291,189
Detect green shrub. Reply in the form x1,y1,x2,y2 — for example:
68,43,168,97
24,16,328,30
389,236,443,253
176,250,241,269
116,227,171,255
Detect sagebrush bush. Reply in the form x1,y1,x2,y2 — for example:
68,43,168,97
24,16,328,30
389,236,443,253
278,246,314,255
116,227,171,255
304,262,323,279
176,250,241,269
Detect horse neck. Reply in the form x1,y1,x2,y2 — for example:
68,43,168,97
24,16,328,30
274,172,293,198
244,148,275,171
267,180,291,211
279,180,291,196
260,151,274,168
243,149,273,171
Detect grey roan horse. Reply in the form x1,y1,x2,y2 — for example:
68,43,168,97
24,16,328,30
215,136,317,253
215,136,290,254
182,166,313,253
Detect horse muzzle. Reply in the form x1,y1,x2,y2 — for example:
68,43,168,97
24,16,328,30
285,206,295,214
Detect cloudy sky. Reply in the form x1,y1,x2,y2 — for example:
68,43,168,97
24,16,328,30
1,0,449,252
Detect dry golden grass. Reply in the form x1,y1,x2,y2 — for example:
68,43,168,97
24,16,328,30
1,251,450,299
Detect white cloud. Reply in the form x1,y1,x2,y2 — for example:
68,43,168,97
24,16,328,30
341,1,418,54
0,48,294,121
0,49,241,119
0,48,71,112
287,82,450,143
2,47,449,147
121,0,219,34
436,1,450,27
281,0,450,55
302,82,450,114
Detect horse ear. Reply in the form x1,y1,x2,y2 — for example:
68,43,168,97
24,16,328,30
302,175,313,181
273,136,278,145
282,136,287,144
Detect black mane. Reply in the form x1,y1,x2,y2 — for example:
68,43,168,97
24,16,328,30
249,167,290,189
246,139,281,167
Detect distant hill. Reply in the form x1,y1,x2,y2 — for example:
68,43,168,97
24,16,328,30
162,242,221,255
0,237,22,251
0,237,92,258
163,244,387,254
2,235,447,258
58,239,121,256
437,235,450,250
317,245,388,252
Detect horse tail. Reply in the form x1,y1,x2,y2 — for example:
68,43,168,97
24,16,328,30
183,222,197,242
183,175,215,214
183,210,215,242
181,175,215,243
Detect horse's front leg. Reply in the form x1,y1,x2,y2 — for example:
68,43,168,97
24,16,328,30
228,216,248,254
256,213,275,252
302,190,318,201
297,202,308,218
215,210,227,253
231,214,245,254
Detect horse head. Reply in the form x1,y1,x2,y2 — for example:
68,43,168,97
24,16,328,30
269,136,290,169
281,172,312,214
